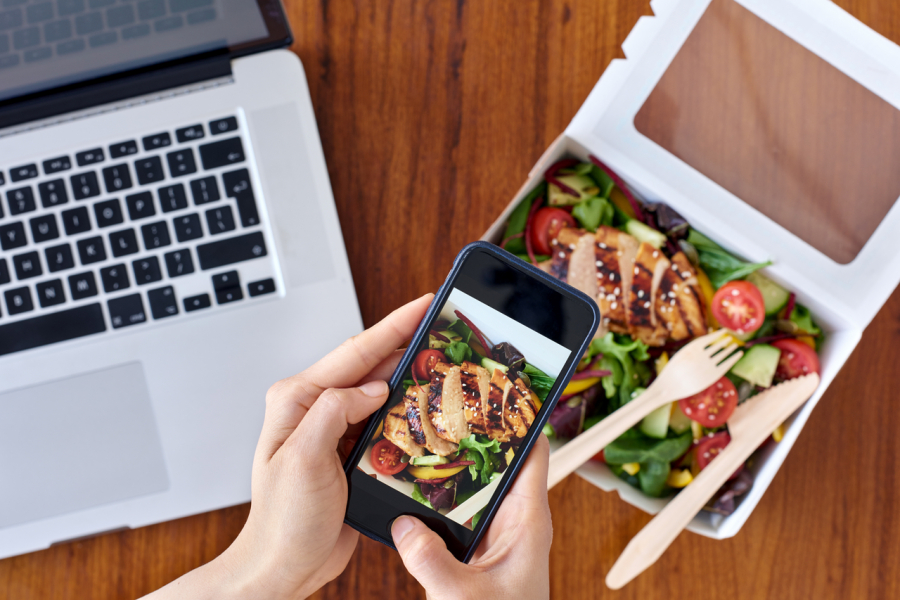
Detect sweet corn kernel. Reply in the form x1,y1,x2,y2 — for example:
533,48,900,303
622,462,640,476
772,422,786,443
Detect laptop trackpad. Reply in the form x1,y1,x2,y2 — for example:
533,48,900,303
0,362,169,528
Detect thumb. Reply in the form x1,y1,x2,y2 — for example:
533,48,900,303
392,516,466,591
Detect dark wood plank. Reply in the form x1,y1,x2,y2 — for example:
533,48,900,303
1,1,898,598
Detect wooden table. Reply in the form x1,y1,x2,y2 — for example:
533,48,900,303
2,1,899,598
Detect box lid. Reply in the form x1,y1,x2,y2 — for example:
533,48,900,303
565,0,900,329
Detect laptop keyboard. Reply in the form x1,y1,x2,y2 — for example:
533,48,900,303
0,114,279,357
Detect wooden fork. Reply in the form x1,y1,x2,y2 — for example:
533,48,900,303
547,330,742,489
605,372,820,589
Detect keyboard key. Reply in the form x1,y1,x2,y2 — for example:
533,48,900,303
248,278,276,297
209,116,237,135
109,140,138,158
68,271,97,299
141,220,170,249
105,4,134,27
61,206,91,235
74,11,101,35
158,184,187,212
206,205,235,235
56,39,84,55
0,259,8,285
94,198,124,227
166,148,196,177
0,8,24,30
44,19,73,43
10,164,37,182
24,46,52,62
198,137,245,170
70,171,100,200
135,156,164,185
76,236,106,264
7,187,36,215
100,263,129,292
183,293,210,312
30,214,59,243
190,176,219,205
0,303,106,356
132,256,161,285
38,179,68,207
45,243,75,272
102,163,132,193
75,147,104,166
13,26,39,49
5,286,33,315
222,168,260,227
142,132,171,151
197,231,267,270
43,156,71,174
0,221,26,250
109,228,139,257
26,2,53,23
173,213,202,242
212,270,239,291
36,279,65,308
176,124,204,142
125,191,155,220
216,286,242,304
108,293,146,328
148,285,178,319
13,251,41,279
121,23,149,39
164,248,194,277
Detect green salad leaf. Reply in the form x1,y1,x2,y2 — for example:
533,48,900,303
449,319,473,344
598,355,622,399
412,483,434,509
445,341,472,365
789,304,821,336
502,183,546,255
523,363,555,401
472,507,486,529
638,460,671,497
572,196,614,232
459,434,503,485
590,333,650,410
589,165,615,199
603,430,692,465
688,229,771,289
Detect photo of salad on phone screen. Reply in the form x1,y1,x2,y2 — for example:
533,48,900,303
357,288,571,529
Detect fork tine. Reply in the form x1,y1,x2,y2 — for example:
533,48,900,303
716,349,744,372
704,335,732,355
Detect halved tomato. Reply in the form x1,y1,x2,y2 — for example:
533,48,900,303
371,439,407,476
412,349,446,383
694,431,731,471
591,449,605,463
678,376,738,428
772,339,820,380
711,280,765,334
531,207,577,255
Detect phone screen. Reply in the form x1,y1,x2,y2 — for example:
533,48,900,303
345,245,598,560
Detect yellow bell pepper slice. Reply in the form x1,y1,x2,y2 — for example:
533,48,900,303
696,268,720,329
563,377,601,396
609,186,636,219
407,464,467,480
622,462,640,476
372,420,384,441
772,422,786,443
666,469,693,488
505,447,515,464
797,335,816,349
655,352,669,375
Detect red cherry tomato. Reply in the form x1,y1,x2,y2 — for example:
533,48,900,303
371,439,407,476
679,376,738,428
412,349,446,383
531,208,577,256
694,431,731,471
772,339,821,380
591,449,605,463
711,281,765,334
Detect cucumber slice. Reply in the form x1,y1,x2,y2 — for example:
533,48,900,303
547,173,598,206
730,344,781,388
727,328,756,343
639,403,671,439
481,357,509,374
625,220,667,249
410,455,450,466
669,402,693,434
746,272,790,315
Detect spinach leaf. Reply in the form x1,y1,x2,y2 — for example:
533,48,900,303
589,165,615,198
604,430,692,465
527,374,555,401
687,229,771,289
472,507,486,529
445,341,472,365
590,333,650,409
790,304,821,336
412,483,434,509
524,363,549,377
459,434,502,485
502,183,546,255
638,460,671,497
572,196,614,232
449,319,473,344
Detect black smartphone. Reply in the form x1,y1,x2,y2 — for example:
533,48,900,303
343,242,600,562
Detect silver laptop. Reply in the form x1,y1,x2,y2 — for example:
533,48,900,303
0,0,362,559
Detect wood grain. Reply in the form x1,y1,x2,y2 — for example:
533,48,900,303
1,1,899,598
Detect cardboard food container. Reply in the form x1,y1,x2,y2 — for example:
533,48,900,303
481,0,900,539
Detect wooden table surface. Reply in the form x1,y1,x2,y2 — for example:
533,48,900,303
3,1,899,598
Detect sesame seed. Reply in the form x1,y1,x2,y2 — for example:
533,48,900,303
596,260,604,267
611,302,617,310
652,250,659,258
732,289,740,296
682,271,691,278
672,264,678,271
610,273,616,281
668,291,676,298
638,290,644,298
558,252,565,259
644,301,651,308
673,284,679,291
597,272,604,279
698,403,705,409
599,242,607,249
552,238,558,246
614,287,620,295
634,267,640,275
569,244,576,250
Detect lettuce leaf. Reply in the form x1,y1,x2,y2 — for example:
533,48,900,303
590,333,650,410
502,183,546,255
603,430,692,465
638,460,671,497
572,196,614,231
688,229,771,289
445,341,472,365
411,483,434,509
459,434,503,485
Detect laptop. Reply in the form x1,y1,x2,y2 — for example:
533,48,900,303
0,0,362,559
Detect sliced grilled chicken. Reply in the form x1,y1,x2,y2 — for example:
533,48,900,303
383,401,425,457
548,228,598,300
594,225,639,335
504,377,539,439
655,252,708,341
459,361,491,434
428,363,470,443
627,243,669,346
485,369,514,442
404,384,458,456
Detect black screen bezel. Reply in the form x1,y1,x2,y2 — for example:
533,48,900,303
343,242,600,562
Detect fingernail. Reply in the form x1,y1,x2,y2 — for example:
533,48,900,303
392,516,415,544
359,380,388,397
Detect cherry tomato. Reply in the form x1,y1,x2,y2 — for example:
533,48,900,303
591,449,605,463
694,431,731,471
772,339,820,380
679,376,738,428
531,208,577,255
711,281,765,334
371,439,407,476
412,349,447,383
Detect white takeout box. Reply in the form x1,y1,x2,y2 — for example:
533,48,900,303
482,0,900,539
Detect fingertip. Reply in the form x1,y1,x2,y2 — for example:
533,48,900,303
391,515,417,547
359,379,389,397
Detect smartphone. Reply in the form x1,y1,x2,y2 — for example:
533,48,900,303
343,242,599,562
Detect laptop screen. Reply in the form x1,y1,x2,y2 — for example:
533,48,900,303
0,0,289,104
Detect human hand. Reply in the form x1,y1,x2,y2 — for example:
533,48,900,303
143,294,433,600
390,434,553,600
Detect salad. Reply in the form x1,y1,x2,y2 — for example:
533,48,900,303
498,156,822,514
364,306,557,527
